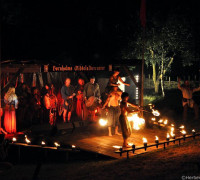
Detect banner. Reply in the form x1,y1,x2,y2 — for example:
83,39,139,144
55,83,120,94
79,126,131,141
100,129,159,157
42,65,112,72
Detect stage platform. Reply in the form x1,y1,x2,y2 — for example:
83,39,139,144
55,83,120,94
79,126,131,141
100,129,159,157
52,122,183,159
6,121,195,160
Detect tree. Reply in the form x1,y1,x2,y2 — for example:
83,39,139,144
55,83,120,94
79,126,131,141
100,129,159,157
121,14,195,96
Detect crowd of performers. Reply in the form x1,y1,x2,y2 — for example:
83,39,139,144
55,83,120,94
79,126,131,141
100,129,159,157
2,69,142,148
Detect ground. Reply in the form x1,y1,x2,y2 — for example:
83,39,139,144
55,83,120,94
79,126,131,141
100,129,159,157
1,139,200,180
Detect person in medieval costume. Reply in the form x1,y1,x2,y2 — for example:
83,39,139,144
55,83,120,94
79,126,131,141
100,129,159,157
119,92,139,148
178,78,200,121
61,78,76,122
4,87,18,133
75,78,85,120
105,68,130,94
102,86,122,136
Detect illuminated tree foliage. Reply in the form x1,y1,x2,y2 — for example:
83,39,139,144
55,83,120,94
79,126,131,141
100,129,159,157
122,14,195,95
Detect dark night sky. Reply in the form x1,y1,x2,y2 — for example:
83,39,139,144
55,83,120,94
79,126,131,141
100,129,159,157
2,0,200,67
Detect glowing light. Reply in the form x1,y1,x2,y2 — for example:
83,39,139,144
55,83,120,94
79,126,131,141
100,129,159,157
192,129,195,132
99,119,108,126
171,124,174,127
72,145,76,148
12,137,17,142
95,109,98,113
128,143,133,146
143,137,147,143
164,120,168,125
54,142,60,147
167,133,170,138
158,119,163,123
179,125,184,129
181,130,186,135
155,136,159,141
127,114,145,130
152,109,160,116
113,145,122,149
41,141,46,145
170,132,175,137
25,137,31,144
135,75,139,99
170,127,175,137
151,117,156,121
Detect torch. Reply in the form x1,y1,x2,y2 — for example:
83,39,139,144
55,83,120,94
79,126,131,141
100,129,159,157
143,137,147,151
41,141,46,146
181,130,186,141
54,142,60,149
192,129,196,139
155,136,159,148
12,137,17,143
25,135,31,144
166,133,170,145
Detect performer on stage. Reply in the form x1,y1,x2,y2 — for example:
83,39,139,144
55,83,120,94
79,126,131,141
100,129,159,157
49,86,58,125
75,78,85,120
102,86,122,136
83,76,101,121
43,91,51,123
105,69,130,94
61,78,75,122
119,92,139,148
4,87,18,133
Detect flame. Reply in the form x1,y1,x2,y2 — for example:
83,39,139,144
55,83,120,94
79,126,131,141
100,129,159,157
192,129,195,132
54,142,60,147
181,130,186,135
155,136,159,140
167,133,170,138
143,137,147,143
152,109,160,116
25,137,31,144
170,132,175,137
113,145,122,149
41,141,46,145
158,119,163,123
95,109,98,113
12,137,17,142
99,119,108,126
72,145,76,148
179,125,184,129
170,126,175,137
164,120,168,125
151,117,156,121
127,114,145,130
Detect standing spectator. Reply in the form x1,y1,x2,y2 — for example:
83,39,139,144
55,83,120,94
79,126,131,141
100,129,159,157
61,78,75,122
178,78,200,121
83,76,101,121
4,87,18,133
43,91,51,123
30,87,41,124
75,78,85,120
49,85,58,125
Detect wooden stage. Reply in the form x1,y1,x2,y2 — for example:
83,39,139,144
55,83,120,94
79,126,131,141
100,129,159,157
55,122,183,159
